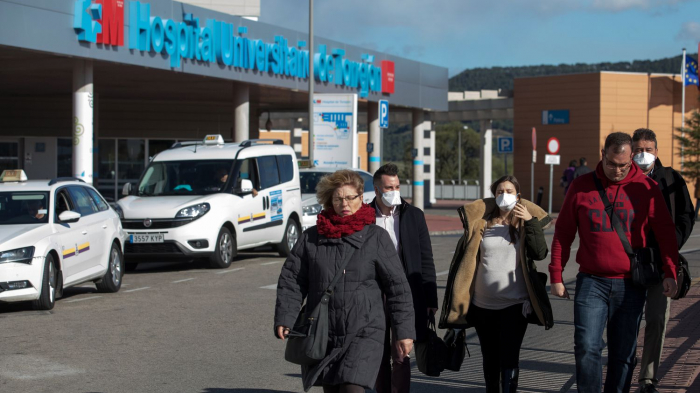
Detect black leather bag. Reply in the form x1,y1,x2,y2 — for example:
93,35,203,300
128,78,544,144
673,254,692,300
284,247,356,366
415,313,448,377
593,175,663,289
442,328,467,372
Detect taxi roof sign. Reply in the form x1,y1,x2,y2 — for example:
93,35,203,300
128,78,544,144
0,170,28,182
203,134,225,145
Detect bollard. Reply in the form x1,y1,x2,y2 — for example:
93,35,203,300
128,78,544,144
536,186,544,207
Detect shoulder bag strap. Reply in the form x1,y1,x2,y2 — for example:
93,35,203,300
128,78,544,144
592,174,634,257
324,243,358,296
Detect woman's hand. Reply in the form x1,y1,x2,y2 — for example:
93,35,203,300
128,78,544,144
396,339,414,362
513,203,532,221
276,325,290,340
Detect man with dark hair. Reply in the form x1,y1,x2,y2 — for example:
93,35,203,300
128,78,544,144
550,132,678,393
573,157,592,178
632,128,695,393
371,163,437,393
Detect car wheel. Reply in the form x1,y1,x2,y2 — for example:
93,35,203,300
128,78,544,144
276,218,300,257
125,262,139,272
33,254,57,310
96,243,123,293
209,227,236,269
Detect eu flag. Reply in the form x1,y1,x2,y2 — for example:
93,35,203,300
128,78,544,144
685,57,699,86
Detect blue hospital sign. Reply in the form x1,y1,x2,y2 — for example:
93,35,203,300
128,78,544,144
379,100,389,128
497,137,513,153
542,110,570,125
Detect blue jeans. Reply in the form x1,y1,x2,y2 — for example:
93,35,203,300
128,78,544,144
574,273,647,393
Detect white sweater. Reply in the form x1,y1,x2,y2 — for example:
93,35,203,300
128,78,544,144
472,224,529,310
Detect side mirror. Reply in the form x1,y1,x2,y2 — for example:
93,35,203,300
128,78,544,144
59,210,81,223
235,179,254,195
122,182,132,196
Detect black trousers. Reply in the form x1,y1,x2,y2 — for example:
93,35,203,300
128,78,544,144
471,303,529,376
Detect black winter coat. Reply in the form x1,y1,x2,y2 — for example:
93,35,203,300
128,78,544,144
370,198,438,341
648,158,695,249
274,224,416,391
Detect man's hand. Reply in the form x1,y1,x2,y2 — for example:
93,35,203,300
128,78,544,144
662,277,678,298
276,325,290,341
551,282,570,299
396,339,414,363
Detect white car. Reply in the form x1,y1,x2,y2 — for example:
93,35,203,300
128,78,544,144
0,171,126,310
117,135,303,270
299,168,376,231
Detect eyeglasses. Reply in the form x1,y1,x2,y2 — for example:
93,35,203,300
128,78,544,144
332,195,362,205
604,157,631,171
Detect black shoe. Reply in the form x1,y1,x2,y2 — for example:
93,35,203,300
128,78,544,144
501,368,519,393
640,384,659,393
484,369,500,393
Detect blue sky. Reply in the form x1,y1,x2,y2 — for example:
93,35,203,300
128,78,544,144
259,0,700,76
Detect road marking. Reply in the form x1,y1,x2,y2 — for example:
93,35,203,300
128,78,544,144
681,247,700,254
125,286,150,293
216,267,245,275
436,270,449,277
689,234,700,238
66,296,102,303
172,278,195,283
260,284,278,290
260,261,283,266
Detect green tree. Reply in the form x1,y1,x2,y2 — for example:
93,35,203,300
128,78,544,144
675,109,700,181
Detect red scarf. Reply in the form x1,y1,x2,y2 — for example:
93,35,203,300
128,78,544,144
316,204,376,239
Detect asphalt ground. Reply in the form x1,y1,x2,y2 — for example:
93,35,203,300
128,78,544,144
2,226,700,393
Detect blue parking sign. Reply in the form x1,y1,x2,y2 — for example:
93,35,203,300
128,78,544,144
379,100,389,128
497,137,513,153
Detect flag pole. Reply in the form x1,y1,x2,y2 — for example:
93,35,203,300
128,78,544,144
682,48,686,171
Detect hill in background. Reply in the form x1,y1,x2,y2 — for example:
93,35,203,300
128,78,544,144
449,54,697,92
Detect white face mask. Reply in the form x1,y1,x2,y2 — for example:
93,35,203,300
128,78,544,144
496,193,518,212
633,152,655,170
381,190,402,207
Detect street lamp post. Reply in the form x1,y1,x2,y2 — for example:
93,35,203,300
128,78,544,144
308,0,314,166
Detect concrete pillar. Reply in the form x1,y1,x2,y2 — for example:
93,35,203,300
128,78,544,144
233,83,250,142
480,119,493,198
249,103,260,140
368,102,381,174
73,59,94,185
412,109,425,211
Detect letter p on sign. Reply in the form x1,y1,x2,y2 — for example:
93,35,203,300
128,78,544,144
379,100,389,128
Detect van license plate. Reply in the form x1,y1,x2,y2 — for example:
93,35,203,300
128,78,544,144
130,234,164,243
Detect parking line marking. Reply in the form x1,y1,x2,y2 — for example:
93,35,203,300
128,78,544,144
260,284,278,290
172,278,195,283
260,261,283,266
66,296,102,303
436,270,449,277
216,267,245,275
125,287,150,293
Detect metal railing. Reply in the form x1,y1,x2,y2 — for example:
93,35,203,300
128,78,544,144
400,179,481,200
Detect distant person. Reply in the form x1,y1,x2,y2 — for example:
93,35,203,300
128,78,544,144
632,128,695,393
27,200,46,221
550,132,678,393
561,160,577,194
573,157,592,179
440,175,553,393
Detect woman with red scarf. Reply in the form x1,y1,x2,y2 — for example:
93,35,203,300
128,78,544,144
274,169,415,393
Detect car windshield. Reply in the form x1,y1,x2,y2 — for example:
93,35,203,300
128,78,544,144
0,192,50,225
137,160,235,196
299,171,330,194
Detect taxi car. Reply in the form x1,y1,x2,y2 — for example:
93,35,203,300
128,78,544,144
0,170,125,310
299,168,375,231
117,135,302,270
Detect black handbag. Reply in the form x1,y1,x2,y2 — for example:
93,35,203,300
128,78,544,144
415,313,448,377
673,254,692,300
593,175,663,288
442,328,468,372
284,246,357,366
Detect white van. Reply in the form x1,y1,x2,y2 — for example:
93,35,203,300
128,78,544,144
116,136,302,270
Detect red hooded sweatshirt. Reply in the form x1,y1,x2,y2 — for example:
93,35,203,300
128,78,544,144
549,162,678,283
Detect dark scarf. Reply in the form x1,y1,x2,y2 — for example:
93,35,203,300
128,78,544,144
316,204,376,239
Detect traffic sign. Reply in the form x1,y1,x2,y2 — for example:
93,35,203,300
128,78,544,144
379,100,389,128
547,137,560,155
497,137,513,153
545,154,561,165
532,127,537,150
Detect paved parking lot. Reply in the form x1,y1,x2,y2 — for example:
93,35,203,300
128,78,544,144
3,227,700,393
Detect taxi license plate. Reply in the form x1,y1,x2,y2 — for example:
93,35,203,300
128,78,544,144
130,234,164,243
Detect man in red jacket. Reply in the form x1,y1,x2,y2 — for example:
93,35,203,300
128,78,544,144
550,132,678,393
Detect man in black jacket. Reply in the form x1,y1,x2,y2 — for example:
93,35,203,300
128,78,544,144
371,163,438,393
632,128,696,393
573,157,592,179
